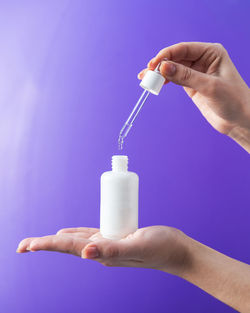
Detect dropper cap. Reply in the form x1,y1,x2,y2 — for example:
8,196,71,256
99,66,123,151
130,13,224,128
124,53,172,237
139,65,165,95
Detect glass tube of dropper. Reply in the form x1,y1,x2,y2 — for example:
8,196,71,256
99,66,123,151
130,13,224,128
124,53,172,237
118,89,150,150
118,63,163,150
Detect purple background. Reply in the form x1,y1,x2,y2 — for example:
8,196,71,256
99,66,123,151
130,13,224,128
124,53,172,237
0,1,249,312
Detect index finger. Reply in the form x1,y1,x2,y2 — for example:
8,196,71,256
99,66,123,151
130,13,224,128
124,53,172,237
149,42,212,68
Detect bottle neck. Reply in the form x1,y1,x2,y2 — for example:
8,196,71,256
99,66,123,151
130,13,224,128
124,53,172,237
112,155,128,172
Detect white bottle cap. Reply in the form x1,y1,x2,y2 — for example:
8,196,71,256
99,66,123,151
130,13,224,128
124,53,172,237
139,69,165,95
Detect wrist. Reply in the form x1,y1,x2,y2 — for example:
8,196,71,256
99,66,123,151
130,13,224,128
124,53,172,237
228,124,250,153
160,230,194,277
228,89,250,153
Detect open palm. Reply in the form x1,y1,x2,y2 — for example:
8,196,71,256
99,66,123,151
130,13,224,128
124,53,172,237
17,226,188,273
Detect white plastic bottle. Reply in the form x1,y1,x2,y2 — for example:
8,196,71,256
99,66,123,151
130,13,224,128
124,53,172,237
100,155,139,240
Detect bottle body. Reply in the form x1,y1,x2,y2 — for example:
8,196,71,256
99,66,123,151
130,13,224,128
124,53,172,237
100,156,139,240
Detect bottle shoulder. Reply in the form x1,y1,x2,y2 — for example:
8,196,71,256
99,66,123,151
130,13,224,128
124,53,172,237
101,171,138,180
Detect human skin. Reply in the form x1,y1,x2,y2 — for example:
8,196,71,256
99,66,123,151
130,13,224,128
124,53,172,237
17,226,250,312
138,42,250,152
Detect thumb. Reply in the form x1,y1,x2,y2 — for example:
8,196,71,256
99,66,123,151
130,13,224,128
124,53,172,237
82,239,138,262
160,60,211,93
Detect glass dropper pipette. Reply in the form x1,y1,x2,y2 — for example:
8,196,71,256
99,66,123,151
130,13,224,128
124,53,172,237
118,89,150,150
118,63,165,150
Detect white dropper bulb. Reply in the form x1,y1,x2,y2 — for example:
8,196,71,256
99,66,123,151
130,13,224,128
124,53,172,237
139,63,165,95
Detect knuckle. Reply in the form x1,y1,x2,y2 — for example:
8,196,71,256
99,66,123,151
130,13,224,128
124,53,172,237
56,228,67,234
181,67,192,82
158,47,171,60
176,42,188,54
158,47,167,55
213,43,226,53
178,41,186,47
213,42,223,49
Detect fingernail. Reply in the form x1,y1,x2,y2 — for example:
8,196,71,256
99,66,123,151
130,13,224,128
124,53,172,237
85,246,99,259
162,62,176,76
